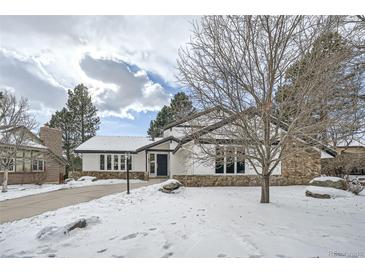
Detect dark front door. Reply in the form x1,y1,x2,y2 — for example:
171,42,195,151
157,154,168,176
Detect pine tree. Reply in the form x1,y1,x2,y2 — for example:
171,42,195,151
147,92,194,138
67,84,100,143
49,107,77,169
170,92,194,120
49,84,100,171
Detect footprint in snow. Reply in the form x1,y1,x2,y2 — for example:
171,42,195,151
121,233,139,240
48,254,56,258
170,222,176,225
249,255,262,258
109,236,118,240
97,248,107,253
149,228,157,231
217,254,227,258
163,242,172,250
276,254,286,258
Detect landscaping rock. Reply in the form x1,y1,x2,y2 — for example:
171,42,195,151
159,179,182,194
309,177,347,190
305,190,331,199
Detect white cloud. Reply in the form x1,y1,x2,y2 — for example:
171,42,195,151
0,16,197,125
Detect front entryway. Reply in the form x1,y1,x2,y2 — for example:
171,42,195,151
156,154,168,176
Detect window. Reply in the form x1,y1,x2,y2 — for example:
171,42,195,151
215,147,224,174
236,147,245,173
100,155,105,170
215,146,245,174
120,154,126,170
113,155,119,170
38,160,44,171
149,154,155,174
32,159,45,172
106,155,112,170
225,147,235,174
32,159,38,171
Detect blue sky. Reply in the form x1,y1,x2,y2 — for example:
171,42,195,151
0,16,195,136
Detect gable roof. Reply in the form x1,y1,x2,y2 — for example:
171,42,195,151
135,136,180,152
172,109,337,157
74,136,162,153
163,106,225,130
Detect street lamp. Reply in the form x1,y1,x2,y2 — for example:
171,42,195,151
126,152,131,194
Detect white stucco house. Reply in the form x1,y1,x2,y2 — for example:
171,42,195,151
74,108,336,186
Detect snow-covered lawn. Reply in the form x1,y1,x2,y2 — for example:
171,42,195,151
0,178,145,201
1,184,364,258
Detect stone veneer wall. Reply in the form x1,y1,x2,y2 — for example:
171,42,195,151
174,141,321,187
69,171,149,181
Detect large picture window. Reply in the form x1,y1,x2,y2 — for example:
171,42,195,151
215,146,245,174
98,153,131,171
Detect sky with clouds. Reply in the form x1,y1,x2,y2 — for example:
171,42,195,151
0,16,196,136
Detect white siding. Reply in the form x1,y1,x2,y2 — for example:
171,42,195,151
131,151,146,172
82,153,100,171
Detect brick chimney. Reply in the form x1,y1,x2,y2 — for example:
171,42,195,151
39,126,63,156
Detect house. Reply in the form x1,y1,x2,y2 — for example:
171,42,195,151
0,126,67,184
75,108,336,186
321,139,365,176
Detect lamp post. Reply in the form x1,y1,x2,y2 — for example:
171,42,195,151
126,152,130,194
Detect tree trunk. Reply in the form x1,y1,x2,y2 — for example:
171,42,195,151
260,175,270,203
2,168,9,193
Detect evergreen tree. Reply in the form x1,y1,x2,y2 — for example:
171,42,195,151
147,92,194,138
49,107,77,169
170,92,194,120
49,84,100,171
67,84,100,143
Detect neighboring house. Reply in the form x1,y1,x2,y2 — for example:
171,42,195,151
75,109,336,186
0,126,67,184
321,139,365,176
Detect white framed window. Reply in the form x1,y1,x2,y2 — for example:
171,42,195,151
113,155,119,170
149,153,156,174
99,153,131,171
32,159,45,172
106,155,112,170
215,146,246,174
100,155,105,170
120,154,126,170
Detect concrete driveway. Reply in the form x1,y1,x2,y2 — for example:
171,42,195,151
0,182,156,224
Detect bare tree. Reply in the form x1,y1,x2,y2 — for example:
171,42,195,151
0,90,36,192
177,16,365,203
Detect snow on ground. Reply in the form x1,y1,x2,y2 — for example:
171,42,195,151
1,184,365,258
0,179,145,201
